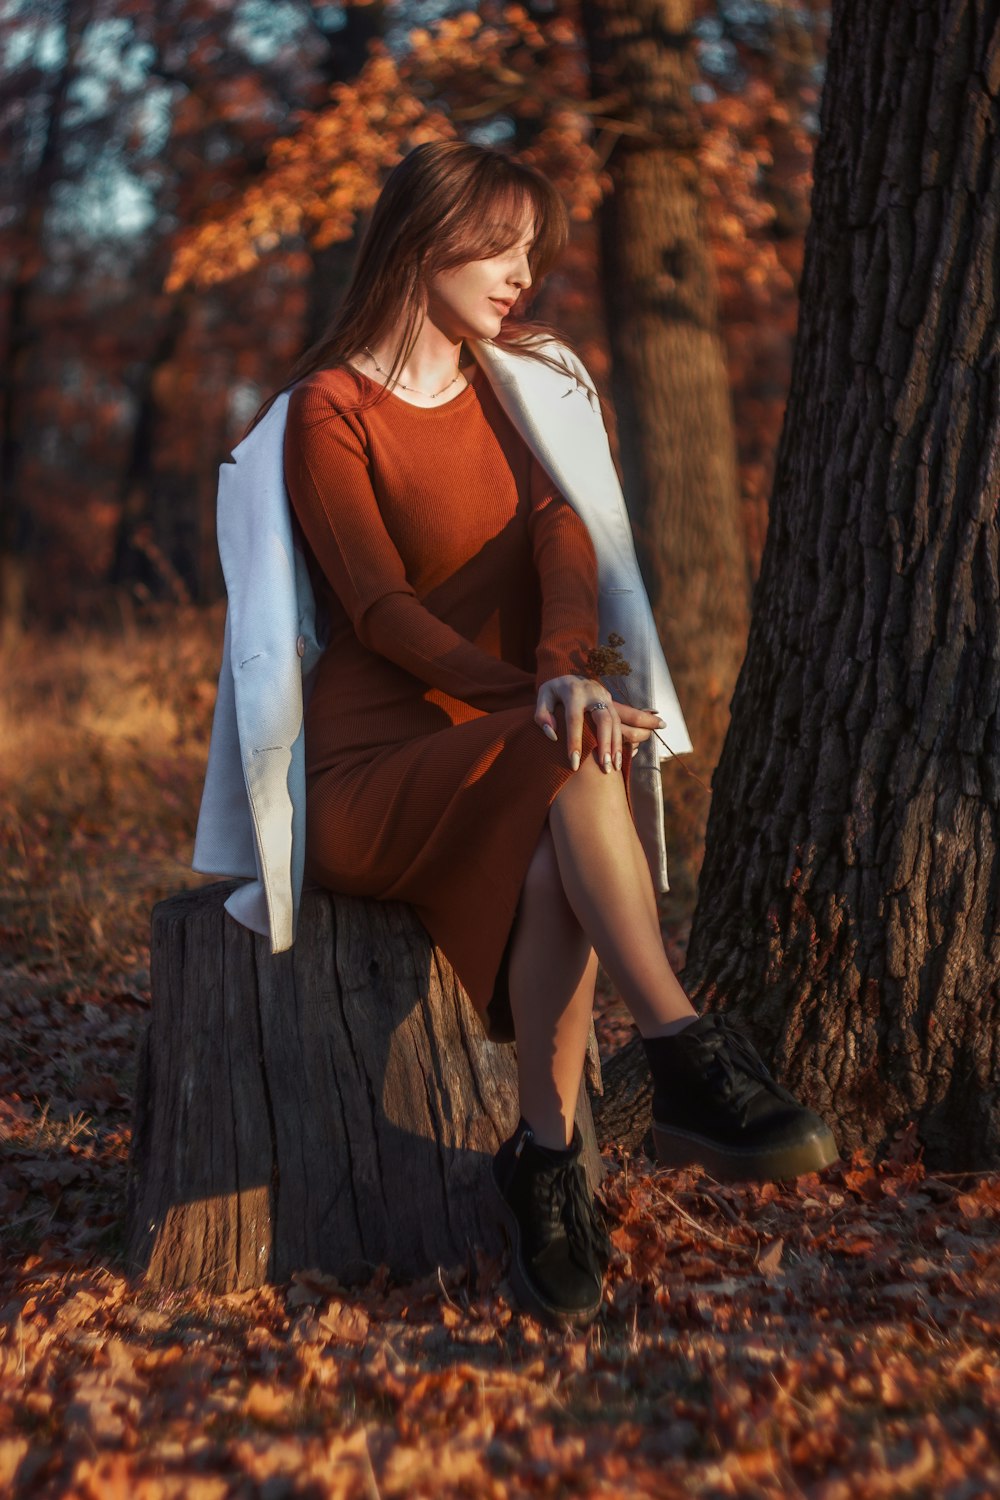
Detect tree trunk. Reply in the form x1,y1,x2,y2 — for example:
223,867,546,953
0,0,92,639
579,0,751,841
682,0,1000,1171
591,1033,653,1156
125,881,604,1292
109,296,191,606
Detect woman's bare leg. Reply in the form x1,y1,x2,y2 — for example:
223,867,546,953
546,750,698,1035
506,823,598,1149
506,750,697,1149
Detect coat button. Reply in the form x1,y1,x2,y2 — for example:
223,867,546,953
296,634,306,658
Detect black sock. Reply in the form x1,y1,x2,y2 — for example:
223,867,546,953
518,1116,577,1159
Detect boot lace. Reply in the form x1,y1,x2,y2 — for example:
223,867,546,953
540,1159,612,1279
695,1015,801,1126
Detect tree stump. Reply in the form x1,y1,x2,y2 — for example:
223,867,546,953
125,880,604,1293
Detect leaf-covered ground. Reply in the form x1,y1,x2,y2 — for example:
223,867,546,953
2,611,998,1498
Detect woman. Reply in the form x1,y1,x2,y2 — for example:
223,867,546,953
250,141,836,1329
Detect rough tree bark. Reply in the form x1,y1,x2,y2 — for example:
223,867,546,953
125,881,604,1292
591,1034,654,1156
681,0,1000,1170
579,0,751,797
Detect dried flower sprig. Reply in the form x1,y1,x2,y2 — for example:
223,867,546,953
583,631,632,680
580,632,710,791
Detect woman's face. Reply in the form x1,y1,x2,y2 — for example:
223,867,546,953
425,211,536,342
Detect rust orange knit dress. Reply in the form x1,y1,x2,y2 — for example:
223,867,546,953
283,360,635,1040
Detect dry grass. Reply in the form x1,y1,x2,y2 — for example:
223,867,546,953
0,604,224,995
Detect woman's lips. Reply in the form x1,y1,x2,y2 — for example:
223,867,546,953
490,298,514,313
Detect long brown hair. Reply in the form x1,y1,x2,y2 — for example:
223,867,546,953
242,140,603,437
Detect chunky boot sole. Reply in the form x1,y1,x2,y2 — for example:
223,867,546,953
652,1119,840,1182
487,1166,603,1330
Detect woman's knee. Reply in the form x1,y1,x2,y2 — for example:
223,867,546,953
549,743,630,829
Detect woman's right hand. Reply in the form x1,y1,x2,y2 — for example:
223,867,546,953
535,674,665,773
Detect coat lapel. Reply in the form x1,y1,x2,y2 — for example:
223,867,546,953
470,337,627,523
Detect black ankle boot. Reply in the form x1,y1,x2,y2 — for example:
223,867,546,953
642,1013,840,1181
489,1117,610,1328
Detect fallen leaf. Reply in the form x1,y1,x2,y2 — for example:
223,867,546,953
319,1300,370,1344
245,1381,292,1422
0,1438,29,1489
757,1238,785,1277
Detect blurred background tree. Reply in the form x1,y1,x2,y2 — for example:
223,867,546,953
0,0,829,640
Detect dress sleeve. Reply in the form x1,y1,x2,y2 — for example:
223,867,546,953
284,379,537,710
527,454,600,691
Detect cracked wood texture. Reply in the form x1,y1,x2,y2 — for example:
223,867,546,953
682,0,1000,1170
125,881,603,1293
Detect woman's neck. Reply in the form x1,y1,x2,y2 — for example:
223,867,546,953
364,327,466,396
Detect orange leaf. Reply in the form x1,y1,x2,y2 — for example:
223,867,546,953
319,1300,370,1345
245,1381,291,1422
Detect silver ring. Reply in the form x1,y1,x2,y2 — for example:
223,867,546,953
586,701,609,712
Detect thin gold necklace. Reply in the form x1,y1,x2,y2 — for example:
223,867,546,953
362,346,465,400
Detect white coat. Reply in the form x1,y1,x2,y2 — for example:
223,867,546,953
191,334,693,953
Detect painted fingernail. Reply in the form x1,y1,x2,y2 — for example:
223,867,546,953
631,743,639,756
615,751,622,771
603,753,612,773
654,716,666,727
542,724,557,741
570,750,580,771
